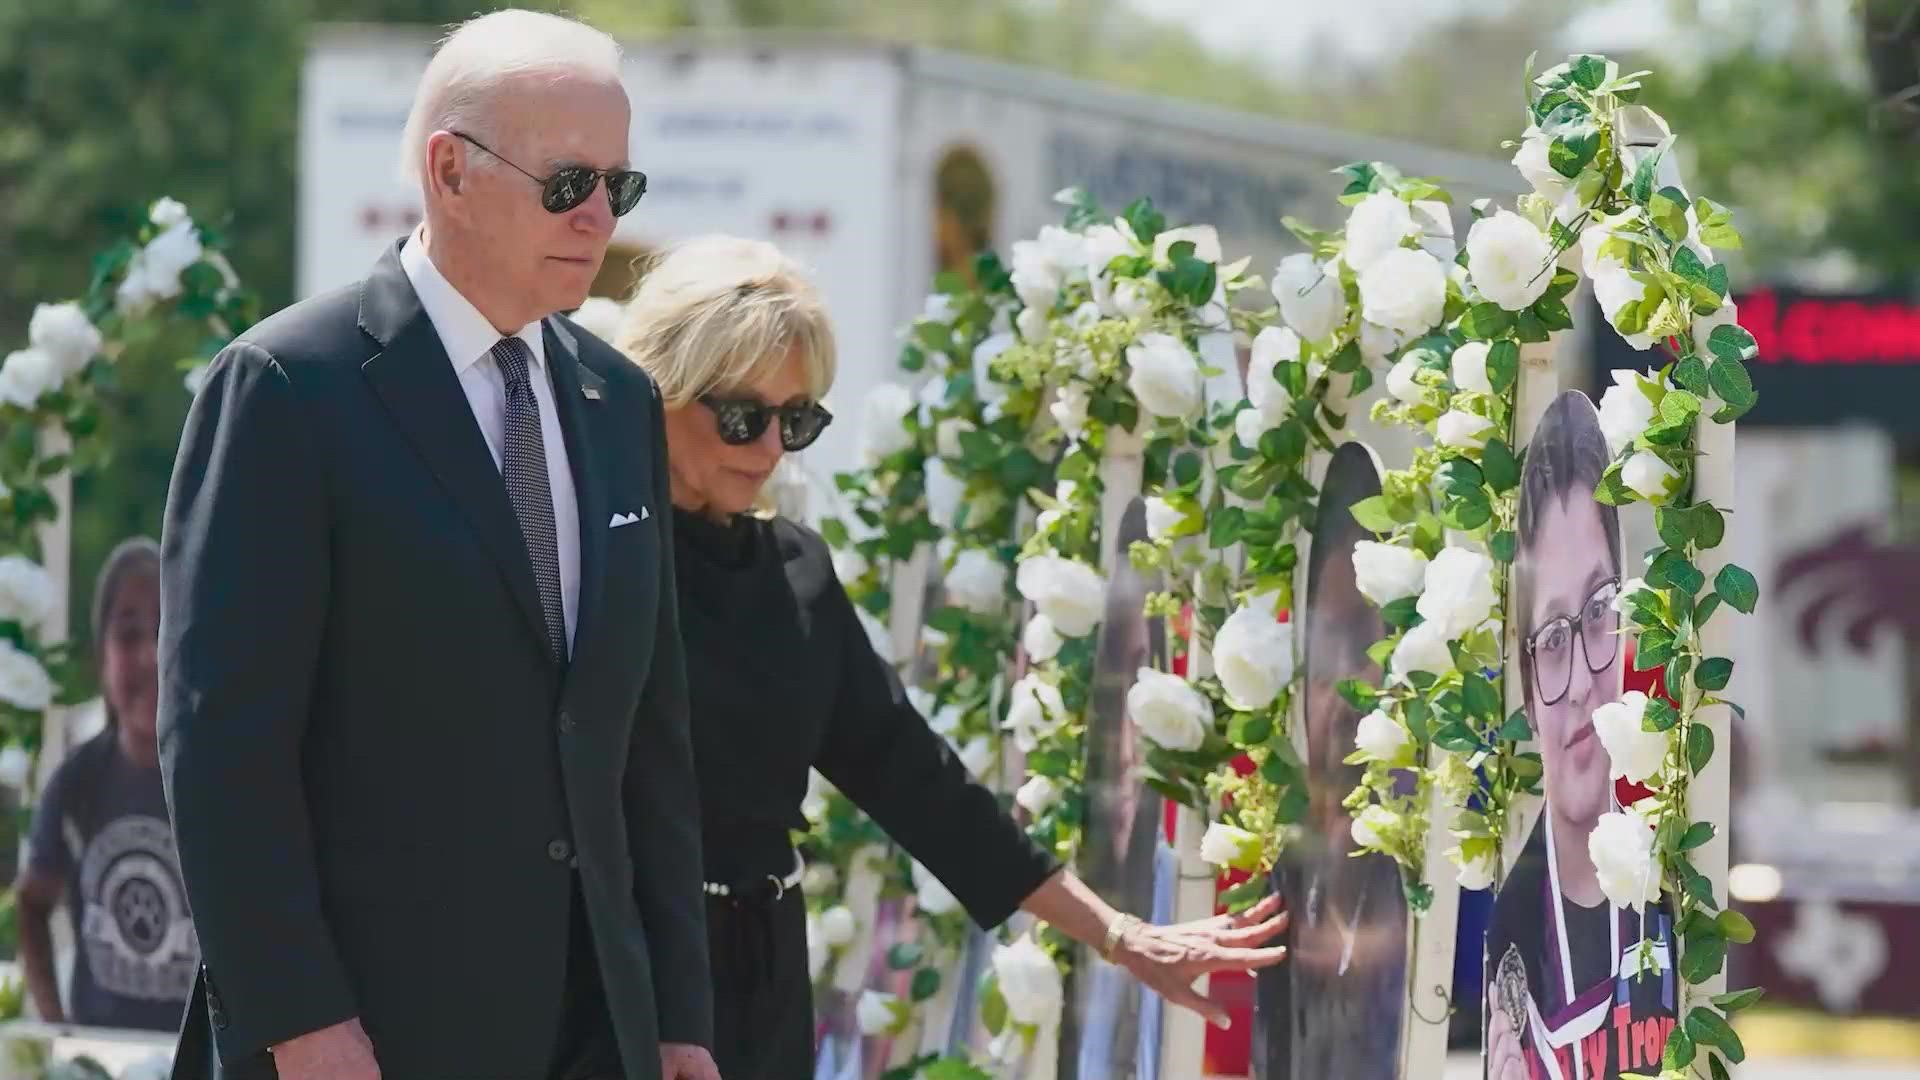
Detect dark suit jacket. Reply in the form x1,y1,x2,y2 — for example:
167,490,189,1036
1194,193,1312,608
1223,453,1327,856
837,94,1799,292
157,241,712,1079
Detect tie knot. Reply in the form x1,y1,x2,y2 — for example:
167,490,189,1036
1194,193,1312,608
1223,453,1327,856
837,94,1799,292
491,336,535,390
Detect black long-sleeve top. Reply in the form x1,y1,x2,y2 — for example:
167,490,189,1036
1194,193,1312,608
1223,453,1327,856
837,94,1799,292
675,507,1059,929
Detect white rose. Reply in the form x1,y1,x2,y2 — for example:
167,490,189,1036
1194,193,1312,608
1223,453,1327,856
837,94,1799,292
1598,369,1658,458
924,458,964,531
972,332,1015,405
802,862,840,897
936,417,976,461
1344,192,1417,272
1015,555,1106,637
1386,353,1428,405
1126,333,1203,420
912,860,962,917
1004,674,1068,753
1016,306,1049,345
957,734,996,778
1449,845,1497,891
1153,225,1222,267
1213,606,1295,711
148,196,191,229
1359,248,1448,337
28,302,102,377
1039,224,1089,274
1390,621,1456,683
0,641,52,712
1451,341,1494,395
0,745,29,790
1235,405,1271,453
993,934,1065,1027
1419,547,1499,639
929,703,964,736
945,548,1007,615
1352,542,1428,606
822,904,859,946
1437,409,1495,450
1199,821,1263,871
806,913,829,980
0,555,58,629
0,348,64,410
1010,238,1063,311
1351,804,1399,852
859,383,916,462
1127,667,1212,751
1593,691,1669,785
1413,200,1457,263
568,297,625,342
1359,320,1408,365
1512,127,1570,200
1050,382,1091,440
1271,254,1346,343
1354,709,1411,764
1144,497,1186,542
1022,613,1063,663
832,546,869,586
802,769,832,824
119,220,205,312
1467,210,1554,312
1613,105,1685,196
1692,299,1740,360
1015,774,1063,817
1592,262,1656,350
1083,220,1138,280
857,990,903,1036
1248,326,1298,422
1095,276,1152,321
1589,810,1662,911
924,292,959,325
1624,450,1682,504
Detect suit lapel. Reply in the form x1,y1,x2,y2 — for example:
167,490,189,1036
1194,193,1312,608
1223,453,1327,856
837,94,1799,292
545,320,609,686
357,241,553,661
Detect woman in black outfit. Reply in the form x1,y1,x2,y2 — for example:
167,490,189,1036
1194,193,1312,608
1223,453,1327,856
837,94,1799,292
610,235,1289,1078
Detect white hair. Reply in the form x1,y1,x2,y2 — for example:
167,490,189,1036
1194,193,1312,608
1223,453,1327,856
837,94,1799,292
399,9,623,187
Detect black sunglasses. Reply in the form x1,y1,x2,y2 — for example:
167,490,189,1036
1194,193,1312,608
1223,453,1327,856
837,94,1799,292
700,394,833,452
451,131,648,216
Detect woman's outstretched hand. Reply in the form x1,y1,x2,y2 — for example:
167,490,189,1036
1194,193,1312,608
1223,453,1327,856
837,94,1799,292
1109,893,1290,1029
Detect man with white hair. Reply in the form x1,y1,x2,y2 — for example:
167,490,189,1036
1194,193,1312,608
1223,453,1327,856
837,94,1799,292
158,10,716,1080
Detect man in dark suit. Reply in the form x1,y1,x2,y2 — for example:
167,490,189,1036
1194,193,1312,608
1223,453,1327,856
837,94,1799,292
157,11,716,1080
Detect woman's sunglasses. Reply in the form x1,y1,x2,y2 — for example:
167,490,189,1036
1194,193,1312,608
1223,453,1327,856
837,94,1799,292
700,395,833,452
452,131,648,217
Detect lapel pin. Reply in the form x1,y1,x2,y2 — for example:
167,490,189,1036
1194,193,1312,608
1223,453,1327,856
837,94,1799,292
581,385,602,401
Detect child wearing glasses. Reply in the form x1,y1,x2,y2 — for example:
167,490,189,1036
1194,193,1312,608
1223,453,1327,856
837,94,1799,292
1483,391,1676,1080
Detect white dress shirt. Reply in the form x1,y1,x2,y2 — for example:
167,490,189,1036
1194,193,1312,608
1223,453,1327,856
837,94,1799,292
401,233,580,651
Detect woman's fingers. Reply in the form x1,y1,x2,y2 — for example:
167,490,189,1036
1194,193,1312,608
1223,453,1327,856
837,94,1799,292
1184,943,1290,972
1152,974,1230,1030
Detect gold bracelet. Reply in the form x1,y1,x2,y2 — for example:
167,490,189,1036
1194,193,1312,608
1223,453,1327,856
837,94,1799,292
1101,913,1140,961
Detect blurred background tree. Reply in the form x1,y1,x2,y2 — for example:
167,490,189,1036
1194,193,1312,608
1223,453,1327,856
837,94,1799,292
1,0,1911,658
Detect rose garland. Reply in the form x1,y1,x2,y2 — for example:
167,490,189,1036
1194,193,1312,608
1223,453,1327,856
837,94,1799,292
0,197,254,770
1512,56,1762,1079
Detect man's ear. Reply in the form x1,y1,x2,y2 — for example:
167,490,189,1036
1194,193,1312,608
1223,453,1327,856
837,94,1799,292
426,131,465,198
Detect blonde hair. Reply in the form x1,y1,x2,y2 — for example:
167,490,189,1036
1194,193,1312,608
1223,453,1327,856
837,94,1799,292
614,235,836,408
398,9,623,187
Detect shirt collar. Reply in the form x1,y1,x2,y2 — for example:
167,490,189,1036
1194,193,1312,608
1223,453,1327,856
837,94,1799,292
400,229,545,375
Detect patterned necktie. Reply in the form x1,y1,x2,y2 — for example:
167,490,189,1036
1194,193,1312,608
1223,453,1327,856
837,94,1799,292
491,336,567,663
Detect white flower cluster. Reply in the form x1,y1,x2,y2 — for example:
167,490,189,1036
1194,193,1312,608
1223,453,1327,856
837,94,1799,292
1,301,103,409
117,197,207,314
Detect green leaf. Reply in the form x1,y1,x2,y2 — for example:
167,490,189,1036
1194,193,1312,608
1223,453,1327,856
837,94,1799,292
1490,530,1516,563
1636,628,1678,669
1570,53,1609,89
1673,354,1710,395
1693,504,1727,549
1482,438,1520,493
1432,722,1481,754
1672,245,1712,286
924,1057,992,1080
1712,987,1766,1013
1228,712,1274,747
1463,302,1514,340
1696,657,1734,692
1714,565,1758,614
1643,697,1679,732
1656,507,1696,549
980,975,1009,1035
1680,821,1716,851
1349,495,1401,533
1499,709,1534,742
1716,909,1757,945
1124,197,1167,245
912,967,944,1002
1711,1054,1734,1080
1403,698,1432,744
1686,863,1721,912
889,942,925,970
1708,323,1759,364
1219,875,1270,911
1381,596,1422,629
1651,186,1691,242
1687,1006,1747,1063
1487,340,1520,394
1549,129,1601,179
1463,673,1501,722
1026,749,1072,778
1173,453,1202,488
1664,1024,1697,1070
1694,593,1723,630
1682,931,1728,985
1276,779,1311,825
1688,723,1716,774
1709,357,1757,422
1337,678,1379,713
1510,751,1544,791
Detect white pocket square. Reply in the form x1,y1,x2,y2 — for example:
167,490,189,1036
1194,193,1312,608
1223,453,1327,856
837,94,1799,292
610,509,647,528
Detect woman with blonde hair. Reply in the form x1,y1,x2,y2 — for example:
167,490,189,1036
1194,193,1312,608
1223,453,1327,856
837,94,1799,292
611,234,1288,1077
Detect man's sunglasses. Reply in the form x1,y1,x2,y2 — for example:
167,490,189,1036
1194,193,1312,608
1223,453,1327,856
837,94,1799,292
451,131,648,217
700,394,833,452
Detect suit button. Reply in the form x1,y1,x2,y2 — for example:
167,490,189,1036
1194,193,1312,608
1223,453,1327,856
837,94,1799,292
558,711,576,733
548,839,573,863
